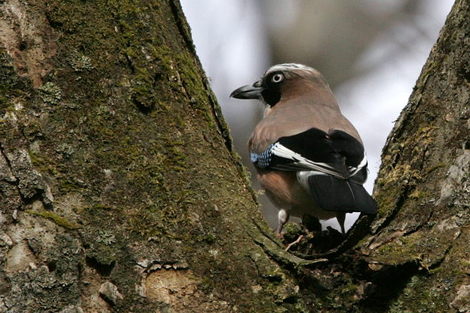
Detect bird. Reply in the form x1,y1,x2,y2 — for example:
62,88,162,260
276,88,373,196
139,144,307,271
230,63,377,235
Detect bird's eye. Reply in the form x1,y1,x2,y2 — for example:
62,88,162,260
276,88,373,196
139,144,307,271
271,73,284,83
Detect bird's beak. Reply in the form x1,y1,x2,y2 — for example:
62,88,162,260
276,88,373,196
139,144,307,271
230,80,263,99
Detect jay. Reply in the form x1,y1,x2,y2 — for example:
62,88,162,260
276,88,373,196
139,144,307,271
230,63,377,235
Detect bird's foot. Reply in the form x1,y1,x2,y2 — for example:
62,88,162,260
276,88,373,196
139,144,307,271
281,224,346,255
285,234,304,251
280,222,309,252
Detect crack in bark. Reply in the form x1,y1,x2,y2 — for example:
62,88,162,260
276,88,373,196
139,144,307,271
357,237,454,312
370,185,410,236
358,260,421,312
369,208,435,251
423,242,453,272
249,220,328,269
0,142,17,182
168,0,196,57
401,208,434,238
246,254,264,280
0,137,53,210
0,142,23,204
250,213,375,263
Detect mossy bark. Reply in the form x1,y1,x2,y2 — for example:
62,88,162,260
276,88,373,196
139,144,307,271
0,1,302,312
0,0,468,312
274,0,469,312
358,0,470,310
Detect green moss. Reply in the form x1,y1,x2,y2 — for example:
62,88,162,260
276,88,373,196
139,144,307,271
28,150,47,168
388,275,449,313
129,67,160,112
57,179,83,194
27,210,80,230
10,1,299,311
0,96,13,115
425,163,446,174
85,238,119,267
196,232,217,244
371,223,455,269
372,184,403,218
408,189,428,199
90,204,114,211
175,51,217,126
166,140,187,171
29,150,61,177
0,51,29,114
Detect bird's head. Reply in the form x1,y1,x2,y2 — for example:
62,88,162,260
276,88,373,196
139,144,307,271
230,63,329,107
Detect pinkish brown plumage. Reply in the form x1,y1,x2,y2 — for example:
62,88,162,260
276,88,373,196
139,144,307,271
231,63,377,235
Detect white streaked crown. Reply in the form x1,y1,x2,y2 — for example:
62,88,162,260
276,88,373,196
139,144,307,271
265,63,316,75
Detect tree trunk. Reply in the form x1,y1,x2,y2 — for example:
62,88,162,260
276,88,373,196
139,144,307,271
360,0,470,310
0,1,468,313
272,0,469,311
0,1,301,312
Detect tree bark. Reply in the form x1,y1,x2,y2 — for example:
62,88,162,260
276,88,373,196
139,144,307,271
0,0,468,313
0,1,301,312
274,0,469,311
360,0,470,310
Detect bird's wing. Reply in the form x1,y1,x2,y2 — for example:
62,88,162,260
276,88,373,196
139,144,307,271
251,128,367,182
251,128,377,214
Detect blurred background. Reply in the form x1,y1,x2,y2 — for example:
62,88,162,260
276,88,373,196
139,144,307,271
180,0,454,230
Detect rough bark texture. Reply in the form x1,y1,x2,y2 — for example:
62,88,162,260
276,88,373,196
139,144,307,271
0,1,303,312
272,0,469,311
360,0,470,309
0,0,468,313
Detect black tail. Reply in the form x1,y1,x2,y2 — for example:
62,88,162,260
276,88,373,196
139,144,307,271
308,175,377,214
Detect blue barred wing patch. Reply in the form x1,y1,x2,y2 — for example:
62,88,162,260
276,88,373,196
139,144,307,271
250,144,275,168
249,128,368,181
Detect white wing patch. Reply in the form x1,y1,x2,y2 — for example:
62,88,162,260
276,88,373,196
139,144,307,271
270,143,345,179
270,142,368,180
348,155,368,177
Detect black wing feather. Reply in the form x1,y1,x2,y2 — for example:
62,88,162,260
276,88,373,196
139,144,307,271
273,128,364,175
308,175,377,214
257,127,377,214
277,128,332,163
328,130,364,167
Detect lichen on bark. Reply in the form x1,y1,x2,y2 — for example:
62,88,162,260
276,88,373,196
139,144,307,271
293,0,469,311
0,0,304,312
0,0,468,312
